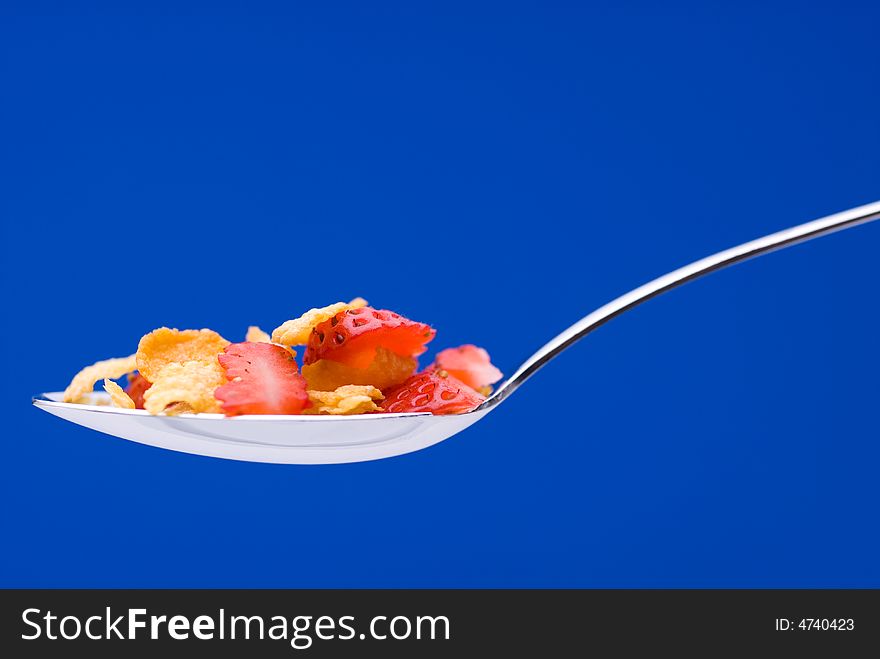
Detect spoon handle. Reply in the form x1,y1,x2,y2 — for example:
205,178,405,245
483,199,880,409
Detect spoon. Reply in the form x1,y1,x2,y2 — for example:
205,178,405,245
480,199,880,412
34,200,880,464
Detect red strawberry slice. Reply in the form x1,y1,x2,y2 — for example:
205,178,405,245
215,342,309,416
382,370,485,415
304,307,435,370
430,345,502,390
124,372,151,409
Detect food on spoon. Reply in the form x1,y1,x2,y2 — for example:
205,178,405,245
272,298,368,347
63,355,138,403
429,344,503,393
215,342,309,416
305,385,384,415
304,307,435,370
301,346,417,391
382,370,486,415
124,372,151,409
245,325,271,343
60,299,497,416
102,379,136,409
143,360,226,415
136,327,230,382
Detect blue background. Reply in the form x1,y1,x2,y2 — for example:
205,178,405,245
2,1,878,587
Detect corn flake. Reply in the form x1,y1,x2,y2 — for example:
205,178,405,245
143,360,226,415
63,355,137,403
245,326,271,343
305,385,384,415
301,346,415,391
136,327,229,382
271,297,368,346
246,325,298,359
103,379,136,409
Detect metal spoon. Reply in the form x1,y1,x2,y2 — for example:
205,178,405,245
481,199,880,412
34,200,880,464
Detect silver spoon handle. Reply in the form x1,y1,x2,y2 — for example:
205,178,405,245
483,199,880,409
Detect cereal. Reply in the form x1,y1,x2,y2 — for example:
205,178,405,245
63,355,137,403
271,297,367,347
245,326,271,343
136,327,229,381
305,385,384,415
61,297,498,417
102,379,136,409
142,360,226,415
301,346,415,391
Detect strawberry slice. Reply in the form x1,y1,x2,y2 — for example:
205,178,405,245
304,307,435,370
215,342,309,416
430,345,502,390
382,370,485,415
124,372,151,409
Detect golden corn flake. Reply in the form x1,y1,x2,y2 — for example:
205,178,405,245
301,346,415,391
102,379,135,409
165,402,195,415
136,327,229,381
271,297,368,346
63,354,137,403
245,325,271,343
246,325,298,359
305,385,384,415
142,360,226,415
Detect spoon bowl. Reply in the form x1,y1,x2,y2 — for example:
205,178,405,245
34,200,880,464
33,392,491,464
